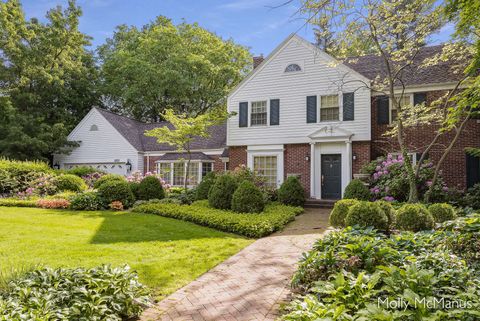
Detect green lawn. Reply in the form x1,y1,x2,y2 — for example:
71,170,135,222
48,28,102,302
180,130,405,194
0,206,253,299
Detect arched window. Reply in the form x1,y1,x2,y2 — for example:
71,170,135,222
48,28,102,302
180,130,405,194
284,63,302,73
90,124,98,131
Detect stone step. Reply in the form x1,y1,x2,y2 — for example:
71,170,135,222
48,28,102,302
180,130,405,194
304,199,337,209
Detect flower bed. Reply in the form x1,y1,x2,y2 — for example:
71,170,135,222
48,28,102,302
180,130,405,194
132,200,303,238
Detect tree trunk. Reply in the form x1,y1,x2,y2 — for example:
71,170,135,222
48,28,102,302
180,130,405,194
184,149,192,191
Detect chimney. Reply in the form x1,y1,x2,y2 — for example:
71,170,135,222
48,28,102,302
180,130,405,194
253,55,264,69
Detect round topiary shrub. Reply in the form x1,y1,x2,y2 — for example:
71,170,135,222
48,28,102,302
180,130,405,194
70,191,104,211
376,200,396,228
428,203,456,223
277,176,305,207
231,180,265,213
97,180,134,208
329,199,358,228
208,174,238,210
128,182,141,200
396,204,435,232
137,176,165,200
54,174,87,192
196,172,216,200
93,174,126,189
345,201,389,231
343,179,371,200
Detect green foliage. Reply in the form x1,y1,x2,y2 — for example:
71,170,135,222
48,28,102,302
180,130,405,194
0,265,149,320
208,174,238,210
345,201,389,231
129,181,141,200
0,198,37,207
277,176,305,207
376,200,396,227
137,176,165,201
97,180,134,208
396,204,435,232
0,158,53,195
93,174,126,189
231,181,265,213
196,172,216,200
428,203,456,223
132,200,303,238
464,183,480,209
66,166,106,177
98,16,251,121
69,192,104,211
329,199,358,228
343,179,371,200
53,174,87,192
169,188,197,205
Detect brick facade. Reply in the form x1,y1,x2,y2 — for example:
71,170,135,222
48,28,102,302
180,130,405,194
371,91,480,189
228,146,248,170
283,144,311,196
352,141,371,175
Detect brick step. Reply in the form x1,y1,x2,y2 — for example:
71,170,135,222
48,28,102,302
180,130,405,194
304,199,337,209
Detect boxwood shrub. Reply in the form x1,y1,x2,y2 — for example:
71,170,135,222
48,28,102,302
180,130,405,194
65,166,106,177
137,176,165,200
69,191,104,211
93,174,126,189
97,180,134,208
345,201,389,231
343,179,371,200
376,200,396,227
53,174,87,192
428,203,456,223
231,180,265,213
277,176,305,207
208,174,238,210
329,199,358,228
396,204,434,232
196,172,216,200
132,200,303,238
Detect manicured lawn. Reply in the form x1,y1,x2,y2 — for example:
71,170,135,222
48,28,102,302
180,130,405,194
0,206,253,299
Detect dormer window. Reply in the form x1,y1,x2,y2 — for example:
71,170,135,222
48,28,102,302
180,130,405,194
90,124,98,131
285,64,301,73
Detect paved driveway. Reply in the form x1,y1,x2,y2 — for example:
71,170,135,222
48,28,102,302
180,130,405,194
141,208,331,321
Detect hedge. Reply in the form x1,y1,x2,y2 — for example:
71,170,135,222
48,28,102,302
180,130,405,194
132,200,303,238
0,198,38,207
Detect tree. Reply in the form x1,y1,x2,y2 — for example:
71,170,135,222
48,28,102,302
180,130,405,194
0,0,100,161
144,108,229,190
300,0,474,202
98,16,252,122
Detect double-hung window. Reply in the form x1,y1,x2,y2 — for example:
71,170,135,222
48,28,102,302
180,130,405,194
202,162,213,177
173,163,185,186
251,101,267,126
391,95,411,123
253,156,277,187
320,95,339,121
158,163,171,184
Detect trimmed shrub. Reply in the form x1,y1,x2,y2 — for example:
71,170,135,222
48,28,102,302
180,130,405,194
53,174,87,192
132,200,303,238
345,201,389,231
343,179,371,200
463,183,480,209
137,176,165,200
396,204,435,232
196,172,216,200
66,166,106,177
278,176,305,207
129,182,141,199
97,180,134,208
93,174,126,189
428,203,456,223
208,174,238,210
36,199,70,209
329,199,358,228
0,158,53,195
0,198,38,207
0,265,149,320
232,181,265,213
69,192,104,211
376,200,396,227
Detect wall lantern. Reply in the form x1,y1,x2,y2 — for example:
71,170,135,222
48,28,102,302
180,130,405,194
126,160,132,172
305,155,310,161
53,162,60,170
352,153,357,161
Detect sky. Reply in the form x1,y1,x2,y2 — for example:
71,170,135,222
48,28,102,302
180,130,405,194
20,0,454,57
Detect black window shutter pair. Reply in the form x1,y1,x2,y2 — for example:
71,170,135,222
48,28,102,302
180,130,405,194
377,93,427,125
306,93,355,123
238,100,280,127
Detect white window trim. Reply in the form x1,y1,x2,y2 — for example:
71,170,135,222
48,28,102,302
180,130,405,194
390,152,417,165
389,94,413,124
155,160,214,187
247,148,284,188
319,94,341,122
283,62,304,74
250,100,268,127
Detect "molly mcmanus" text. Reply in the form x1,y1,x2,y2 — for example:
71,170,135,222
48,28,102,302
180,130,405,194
378,297,473,310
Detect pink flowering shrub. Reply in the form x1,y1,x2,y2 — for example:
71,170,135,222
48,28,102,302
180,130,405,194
27,174,58,196
126,171,171,190
81,172,105,188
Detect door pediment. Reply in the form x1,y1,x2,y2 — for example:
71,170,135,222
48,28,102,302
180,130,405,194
308,125,353,142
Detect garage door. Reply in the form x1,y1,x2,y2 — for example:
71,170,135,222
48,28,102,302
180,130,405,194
65,163,127,176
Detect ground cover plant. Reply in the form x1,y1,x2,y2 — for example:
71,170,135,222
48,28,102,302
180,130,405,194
0,207,252,300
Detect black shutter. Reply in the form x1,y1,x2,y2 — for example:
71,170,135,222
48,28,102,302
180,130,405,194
466,154,480,188
377,96,389,124
306,96,317,123
414,92,427,106
270,99,280,125
239,102,248,127
343,92,354,121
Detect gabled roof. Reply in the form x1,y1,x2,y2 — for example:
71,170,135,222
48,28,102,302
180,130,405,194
157,152,214,161
94,107,226,152
343,45,464,87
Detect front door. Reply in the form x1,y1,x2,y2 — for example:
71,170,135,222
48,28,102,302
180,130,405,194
321,154,342,199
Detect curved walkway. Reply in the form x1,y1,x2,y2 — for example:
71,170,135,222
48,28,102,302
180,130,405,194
141,208,330,321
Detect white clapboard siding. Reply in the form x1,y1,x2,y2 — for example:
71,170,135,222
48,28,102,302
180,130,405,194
227,35,371,146
54,108,141,172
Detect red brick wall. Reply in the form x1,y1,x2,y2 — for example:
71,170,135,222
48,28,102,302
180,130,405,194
352,141,371,176
284,144,311,196
228,146,248,170
211,155,226,173
371,91,480,189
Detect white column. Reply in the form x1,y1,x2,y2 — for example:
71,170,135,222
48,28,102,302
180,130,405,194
310,142,315,199
197,162,203,184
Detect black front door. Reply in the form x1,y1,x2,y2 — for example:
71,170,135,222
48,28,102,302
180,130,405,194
321,154,342,199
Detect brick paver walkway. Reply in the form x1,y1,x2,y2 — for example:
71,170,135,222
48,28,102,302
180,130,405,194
141,208,330,321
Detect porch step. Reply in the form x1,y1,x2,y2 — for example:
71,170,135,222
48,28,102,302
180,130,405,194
304,199,337,209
